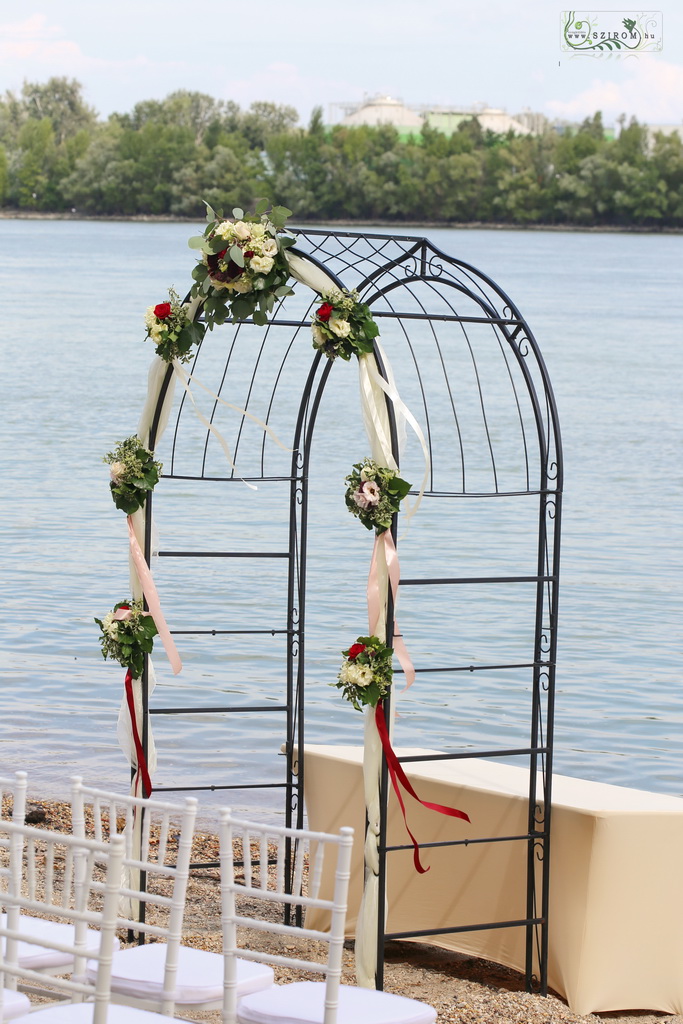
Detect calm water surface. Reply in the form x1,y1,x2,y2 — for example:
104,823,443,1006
0,219,681,812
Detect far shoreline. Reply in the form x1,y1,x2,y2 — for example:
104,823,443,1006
0,209,681,235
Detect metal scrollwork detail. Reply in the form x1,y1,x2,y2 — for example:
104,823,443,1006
425,254,445,279
539,669,550,693
545,497,556,521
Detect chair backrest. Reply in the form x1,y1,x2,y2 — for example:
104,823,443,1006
0,820,125,1024
0,772,28,889
219,808,354,1024
70,777,198,1015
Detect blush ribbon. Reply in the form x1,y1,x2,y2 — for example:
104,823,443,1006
374,701,470,873
367,530,415,690
127,516,182,675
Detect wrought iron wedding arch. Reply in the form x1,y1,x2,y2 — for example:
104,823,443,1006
139,227,562,992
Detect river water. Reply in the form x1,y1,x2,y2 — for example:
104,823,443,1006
0,219,681,813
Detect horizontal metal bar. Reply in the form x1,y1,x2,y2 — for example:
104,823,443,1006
153,782,290,792
420,489,555,499
399,575,552,586
171,629,291,636
386,918,543,941
395,662,545,674
397,747,548,763
157,551,290,558
371,311,521,325
385,831,543,852
161,475,299,483
150,705,288,715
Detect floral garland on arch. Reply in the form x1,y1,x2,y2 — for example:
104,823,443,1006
335,636,393,711
95,599,158,680
189,200,295,328
311,289,379,361
144,287,206,364
345,459,412,535
104,436,162,515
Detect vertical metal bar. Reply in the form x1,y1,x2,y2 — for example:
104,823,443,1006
372,343,401,992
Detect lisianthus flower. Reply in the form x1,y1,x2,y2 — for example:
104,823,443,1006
353,480,381,509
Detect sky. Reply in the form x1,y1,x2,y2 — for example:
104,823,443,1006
0,1,681,127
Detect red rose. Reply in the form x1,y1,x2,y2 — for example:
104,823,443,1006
316,302,334,322
348,643,367,660
154,302,172,320
244,250,255,259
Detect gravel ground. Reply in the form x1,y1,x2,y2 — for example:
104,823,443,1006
4,796,682,1024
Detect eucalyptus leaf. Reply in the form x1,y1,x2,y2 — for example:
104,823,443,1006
229,245,244,267
188,235,206,250
254,198,270,216
252,309,268,326
232,208,244,220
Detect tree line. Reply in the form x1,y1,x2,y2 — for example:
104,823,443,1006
1,77,681,227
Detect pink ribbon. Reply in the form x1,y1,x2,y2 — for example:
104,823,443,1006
367,530,415,690
127,516,182,675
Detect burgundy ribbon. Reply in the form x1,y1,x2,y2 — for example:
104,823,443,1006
124,668,153,797
375,701,469,873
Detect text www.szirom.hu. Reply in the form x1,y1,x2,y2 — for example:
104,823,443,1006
565,29,657,39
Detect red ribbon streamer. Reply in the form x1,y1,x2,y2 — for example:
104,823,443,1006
124,668,153,798
375,701,469,874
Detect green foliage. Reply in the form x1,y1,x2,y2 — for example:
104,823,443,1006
2,77,682,228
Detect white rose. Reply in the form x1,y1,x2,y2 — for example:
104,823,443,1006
232,221,251,240
311,324,327,349
261,238,278,257
249,255,274,275
109,461,127,485
329,317,351,338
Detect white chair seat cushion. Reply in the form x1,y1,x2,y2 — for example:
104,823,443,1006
237,981,437,1024
25,1002,193,1023
1,986,31,1020
0,913,120,970
87,942,273,1004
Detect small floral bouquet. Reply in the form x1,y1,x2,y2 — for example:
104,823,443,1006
189,200,296,327
334,635,393,711
95,599,158,679
104,436,162,515
345,458,412,534
311,289,379,361
144,287,205,363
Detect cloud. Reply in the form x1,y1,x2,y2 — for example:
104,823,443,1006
546,58,683,124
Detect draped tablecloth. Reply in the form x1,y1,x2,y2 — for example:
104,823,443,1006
304,744,683,1015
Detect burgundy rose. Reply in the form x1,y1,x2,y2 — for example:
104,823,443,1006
244,250,255,259
348,643,367,660
154,302,172,320
317,302,334,322
207,251,244,281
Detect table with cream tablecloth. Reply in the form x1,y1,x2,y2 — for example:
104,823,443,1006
304,744,683,1016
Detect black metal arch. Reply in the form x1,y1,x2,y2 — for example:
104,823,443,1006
141,227,562,993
